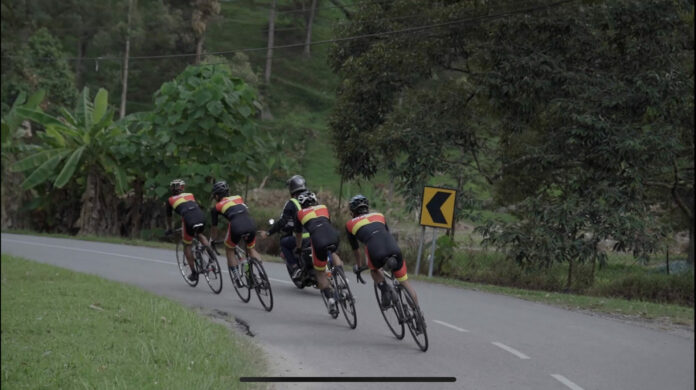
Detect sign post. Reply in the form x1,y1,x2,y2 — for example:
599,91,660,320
417,186,457,278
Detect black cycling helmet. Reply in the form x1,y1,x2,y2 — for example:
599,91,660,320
211,180,229,198
287,175,307,196
297,191,318,208
170,179,185,195
349,194,369,215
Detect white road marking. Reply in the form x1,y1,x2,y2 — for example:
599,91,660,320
491,342,530,359
433,320,469,332
2,238,172,265
551,374,584,390
269,277,293,285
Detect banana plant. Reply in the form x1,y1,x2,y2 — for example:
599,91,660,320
12,87,127,194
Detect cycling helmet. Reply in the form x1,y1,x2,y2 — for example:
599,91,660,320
211,180,229,198
349,194,369,215
297,191,318,208
287,175,307,196
169,179,185,195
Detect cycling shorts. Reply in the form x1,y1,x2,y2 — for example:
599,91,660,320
309,227,340,271
181,207,206,244
224,214,257,249
365,232,407,281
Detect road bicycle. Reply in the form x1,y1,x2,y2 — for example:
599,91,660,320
214,234,274,312
356,258,428,352
174,228,223,294
321,245,357,329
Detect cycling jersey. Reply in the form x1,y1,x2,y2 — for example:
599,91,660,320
268,198,303,237
295,205,339,271
346,212,407,281
211,195,256,249
167,193,205,244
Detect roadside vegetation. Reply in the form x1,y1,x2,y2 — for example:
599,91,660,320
0,254,266,389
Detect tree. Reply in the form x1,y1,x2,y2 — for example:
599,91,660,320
13,87,128,235
328,0,694,276
1,28,77,113
191,0,221,64
265,0,278,84
143,63,265,201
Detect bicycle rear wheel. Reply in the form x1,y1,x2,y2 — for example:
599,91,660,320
398,287,428,352
201,247,222,294
176,240,198,287
374,283,405,339
230,262,251,303
250,259,274,312
333,268,357,329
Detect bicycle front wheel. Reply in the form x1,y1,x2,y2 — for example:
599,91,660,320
398,287,428,352
250,259,273,312
176,240,198,287
333,268,357,329
201,247,223,294
374,282,404,339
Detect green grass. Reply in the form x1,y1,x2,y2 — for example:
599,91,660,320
0,254,267,389
412,274,695,327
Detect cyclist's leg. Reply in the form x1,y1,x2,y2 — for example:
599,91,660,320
224,223,239,268
181,219,196,274
391,254,419,306
312,241,330,290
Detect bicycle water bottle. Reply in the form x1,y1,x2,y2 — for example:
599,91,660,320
239,259,249,276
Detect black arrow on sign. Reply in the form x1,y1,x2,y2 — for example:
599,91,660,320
426,191,451,224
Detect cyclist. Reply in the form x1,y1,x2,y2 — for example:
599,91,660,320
345,194,419,308
258,175,309,280
209,180,262,287
294,190,343,315
165,179,211,282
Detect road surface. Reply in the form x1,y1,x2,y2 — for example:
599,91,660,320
2,233,694,390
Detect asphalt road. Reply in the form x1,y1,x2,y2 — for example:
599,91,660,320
2,233,694,390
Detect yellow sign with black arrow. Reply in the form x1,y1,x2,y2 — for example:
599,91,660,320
419,186,457,229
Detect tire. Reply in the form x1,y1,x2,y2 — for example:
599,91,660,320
176,240,198,287
332,268,357,329
398,286,428,352
230,262,251,303
374,281,405,339
250,259,274,312
201,246,223,294
286,263,304,289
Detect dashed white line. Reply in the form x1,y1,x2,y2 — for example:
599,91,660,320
2,238,172,265
551,374,584,390
269,277,293,285
433,320,469,332
491,342,530,359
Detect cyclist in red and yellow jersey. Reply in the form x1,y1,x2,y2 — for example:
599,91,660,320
165,179,211,282
294,191,343,315
346,194,419,307
209,180,262,287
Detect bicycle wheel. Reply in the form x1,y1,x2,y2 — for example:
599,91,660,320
374,282,405,339
176,240,198,287
333,268,357,329
230,261,251,303
398,286,428,352
320,271,340,319
201,247,223,294
250,259,274,312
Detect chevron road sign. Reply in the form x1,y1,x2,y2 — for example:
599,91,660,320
419,186,457,229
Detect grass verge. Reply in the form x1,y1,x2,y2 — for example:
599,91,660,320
1,254,267,389
412,274,694,328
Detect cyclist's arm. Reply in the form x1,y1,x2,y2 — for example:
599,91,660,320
347,230,363,267
165,202,175,231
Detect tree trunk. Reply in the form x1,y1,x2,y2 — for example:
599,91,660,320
130,178,144,238
264,0,277,84
119,0,133,119
303,0,318,57
195,34,205,64
566,257,573,291
75,36,87,87
688,224,694,265
78,168,119,236
665,248,670,275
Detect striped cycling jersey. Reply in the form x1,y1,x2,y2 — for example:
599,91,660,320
345,212,389,250
296,205,331,234
168,193,197,216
